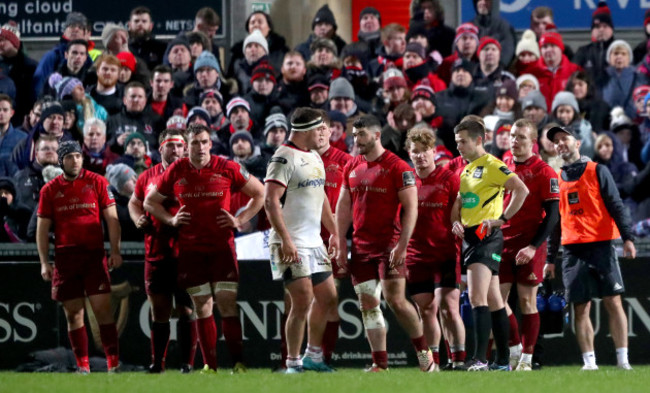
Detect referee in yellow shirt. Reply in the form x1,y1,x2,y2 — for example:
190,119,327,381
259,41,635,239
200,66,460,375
450,120,529,371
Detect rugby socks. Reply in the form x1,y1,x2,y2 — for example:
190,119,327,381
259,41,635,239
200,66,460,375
521,313,540,354
411,335,428,352
508,313,521,347
451,344,467,362
371,351,389,369
429,345,440,365
583,351,597,368
150,321,170,369
222,316,244,364
286,356,302,369
305,345,324,362
491,308,510,366
68,326,89,370
322,320,339,364
99,323,120,369
197,316,218,370
616,347,629,366
472,306,491,363
177,314,197,367
280,313,288,366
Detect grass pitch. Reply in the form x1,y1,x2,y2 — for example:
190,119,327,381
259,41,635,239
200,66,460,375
1,366,649,393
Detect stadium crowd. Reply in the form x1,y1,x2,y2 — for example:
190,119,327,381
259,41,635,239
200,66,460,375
0,0,646,375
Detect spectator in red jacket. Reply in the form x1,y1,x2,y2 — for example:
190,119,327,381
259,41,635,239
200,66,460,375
402,42,446,92
438,23,479,85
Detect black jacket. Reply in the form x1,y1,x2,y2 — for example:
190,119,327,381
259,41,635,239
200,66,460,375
13,163,45,212
87,85,124,116
129,34,168,71
574,36,615,89
0,49,38,127
276,79,309,115
227,31,289,79
106,107,165,155
471,11,516,66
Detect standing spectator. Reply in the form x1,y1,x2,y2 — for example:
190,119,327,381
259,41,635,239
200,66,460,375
368,24,406,78
232,29,270,94
295,5,347,62
566,71,610,133
438,23,479,85
0,177,31,242
244,63,279,127
602,40,648,120
410,0,455,58
13,135,58,211
471,0,516,66
148,65,183,122
357,7,382,57
82,118,119,175
184,51,227,111
128,6,167,71
0,95,25,176
473,37,515,93
166,37,193,98
87,54,123,116
574,1,615,88
199,89,228,131
551,91,595,159
276,51,309,114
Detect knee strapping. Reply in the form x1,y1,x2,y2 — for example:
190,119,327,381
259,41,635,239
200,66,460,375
354,280,385,329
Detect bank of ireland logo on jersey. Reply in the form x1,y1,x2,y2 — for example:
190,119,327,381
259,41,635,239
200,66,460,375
461,192,480,208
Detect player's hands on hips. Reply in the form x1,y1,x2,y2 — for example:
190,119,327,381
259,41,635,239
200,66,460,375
623,240,636,259
41,262,53,281
516,245,537,265
543,263,555,279
389,243,407,268
108,253,123,270
170,205,191,227
135,214,151,229
280,239,299,264
328,234,340,261
217,208,241,230
452,221,465,239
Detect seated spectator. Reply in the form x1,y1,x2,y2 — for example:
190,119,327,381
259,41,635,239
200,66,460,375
116,51,138,85
148,65,183,122
114,132,152,174
165,115,186,131
215,97,257,154
127,6,167,70
183,51,228,111
187,31,212,63
594,132,639,216
227,11,288,77
376,68,409,121
438,23,479,84
105,163,142,241
0,22,38,127
295,5,347,62
405,22,442,65
329,78,365,129
16,99,44,134
410,84,442,131
229,130,268,181
381,102,416,161
641,92,650,146
603,40,648,120
474,36,515,96
167,37,193,98
50,74,108,135
357,7,382,57
574,1,615,88
261,111,288,156
368,23,406,78
471,0,517,65
25,164,63,241
410,0,455,58
87,54,123,116
13,135,58,211
610,107,644,169
306,38,342,81
276,51,309,114
101,23,150,85
107,81,164,156
186,106,211,128
486,122,512,160
82,118,118,175
480,79,521,122
327,110,351,153
552,91,595,158
307,73,330,110
565,70,610,133
233,29,269,94
634,11,650,64
340,42,376,109
0,177,31,242
511,29,539,76
0,95,26,176
245,63,279,128
402,42,446,91
516,73,539,99
199,89,228,131
521,90,551,135
40,39,92,98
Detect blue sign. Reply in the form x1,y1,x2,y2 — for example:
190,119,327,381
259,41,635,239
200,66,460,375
460,0,648,30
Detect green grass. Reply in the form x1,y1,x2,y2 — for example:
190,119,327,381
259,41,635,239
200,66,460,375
1,367,650,393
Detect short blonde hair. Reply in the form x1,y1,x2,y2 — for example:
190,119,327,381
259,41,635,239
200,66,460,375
405,126,436,150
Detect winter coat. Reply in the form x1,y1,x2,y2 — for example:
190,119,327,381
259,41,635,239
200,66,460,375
106,107,165,155
574,36,615,89
33,37,93,99
129,34,168,71
602,66,648,120
0,49,37,127
227,31,289,78
471,8,516,66
12,162,45,212
295,34,347,65
276,79,309,115
523,56,582,113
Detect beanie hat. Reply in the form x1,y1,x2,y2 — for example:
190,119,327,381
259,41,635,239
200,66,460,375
168,36,191,53
478,36,501,54
454,23,479,46
57,140,82,166
496,123,512,135
539,32,564,51
328,77,355,100
308,73,330,91
407,21,428,42
327,110,348,127
229,130,254,149
610,106,634,132
495,79,518,101
516,73,540,91
116,51,136,72
411,84,436,106
360,6,381,23
592,0,613,29
312,4,337,30
124,132,146,148
199,88,224,107
310,37,338,56
405,42,426,60
166,115,187,130
515,29,540,58
186,106,212,125
64,12,88,29
226,97,251,117
194,50,222,74
545,23,559,33
0,22,20,49
251,62,276,84
40,101,65,121
101,23,128,49
382,68,407,90
53,75,83,101
645,9,650,26
552,91,580,114
106,163,137,192
521,90,547,112
244,29,269,54
451,58,474,73
606,39,633,62
634,85,650,103
0,177,16,198
264,112,289,136
340,42,370,68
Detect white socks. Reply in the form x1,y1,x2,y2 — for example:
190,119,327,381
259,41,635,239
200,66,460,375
582,351,597,367
616,347,629,366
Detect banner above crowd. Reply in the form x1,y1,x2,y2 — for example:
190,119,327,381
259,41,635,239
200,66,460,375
0,0,224,39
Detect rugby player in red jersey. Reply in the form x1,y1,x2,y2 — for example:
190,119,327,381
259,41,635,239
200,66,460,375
405,127,466,371
37,141,122,373
144,124,264,373
128,128,197,373
499,119,559,371
336,115,434,372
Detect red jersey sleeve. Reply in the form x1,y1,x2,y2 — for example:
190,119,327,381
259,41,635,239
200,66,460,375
134,172,147,201
448,172,460,207
37,184,53,219
341,160,353,189
97,176,115,210
540,165,560,201
393,160,416,191
156,161,178,197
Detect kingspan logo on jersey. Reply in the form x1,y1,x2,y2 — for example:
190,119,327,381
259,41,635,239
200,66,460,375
297,178,326,188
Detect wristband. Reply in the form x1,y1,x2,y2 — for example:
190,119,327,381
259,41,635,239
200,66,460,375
499,213,508,223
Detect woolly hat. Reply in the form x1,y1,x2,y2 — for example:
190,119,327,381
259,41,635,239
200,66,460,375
310,37,338,56
101,23,128,49
124,132,146,148
521,90,547,112
40,101,65,121
606,39,633,62
382,68,407,90
244,29,269,54
328,77,355,100
186,106,212,125
308,73,330,91
360,6,381,23
451,58,474,73
0,177,16,198
592,1,613,29
251,62,276,84
64,12,88,29
106,163,137,192
166,115,187,130
57,140,82,166
552,91,580,114
340,41,370,68
194,50,222,74
0,22,20,49
312,4,337,30
229,130,254,149
495,79,518,101
539,32,564,51
516,73,540,91
53,75,83,101
264,112,289,136
226,97,251,117
454,23,479,46
168,36,191,53
411,84,436,106
478,36,501,54
199,88,224,107
610,106,634,132
407,21,428,42
327,110,347,127
516,29,540,58
496,123,512,135
116,51,136,72
405,42,426,60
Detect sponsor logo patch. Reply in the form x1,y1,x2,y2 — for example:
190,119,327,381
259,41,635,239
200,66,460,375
473,166,484,178
499,166,512,176
270,157,288,164
461,192,480,209
568,191,579,205
550,178,559,194
492,253,502,262
402,171,416,187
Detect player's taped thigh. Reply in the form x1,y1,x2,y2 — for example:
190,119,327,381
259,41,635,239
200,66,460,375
186,282,212,297
354,279,385,329
211,281,238,294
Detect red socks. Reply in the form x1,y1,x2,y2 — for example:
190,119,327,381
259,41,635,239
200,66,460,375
68,326,89,369
371,351,388,369
197,316,218,369
521,313,540,354
508,313,521,347
411,335,428,352
221,316,243,364
322,320,339,364
99,323,119,369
